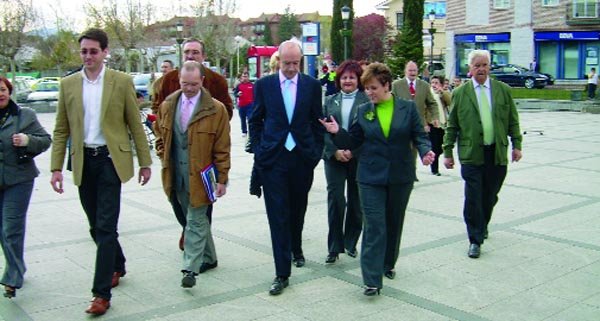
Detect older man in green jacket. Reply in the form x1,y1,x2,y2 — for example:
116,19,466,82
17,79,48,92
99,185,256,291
443,49,523,259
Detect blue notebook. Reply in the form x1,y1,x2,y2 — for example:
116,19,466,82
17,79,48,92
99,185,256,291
200,163,218,202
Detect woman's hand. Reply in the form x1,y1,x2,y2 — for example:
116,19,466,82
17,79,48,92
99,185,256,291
12,133,29,147
421,151,435,166
319,115,339,134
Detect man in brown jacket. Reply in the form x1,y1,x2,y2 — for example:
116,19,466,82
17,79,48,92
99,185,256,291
154,61,231,287
153,39,232,271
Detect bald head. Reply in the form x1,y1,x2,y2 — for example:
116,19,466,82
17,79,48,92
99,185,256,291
278,41,303,79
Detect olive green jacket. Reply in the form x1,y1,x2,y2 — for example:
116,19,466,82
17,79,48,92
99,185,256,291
442,78,522,165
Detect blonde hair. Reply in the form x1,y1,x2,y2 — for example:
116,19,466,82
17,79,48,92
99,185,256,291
269,51,280,74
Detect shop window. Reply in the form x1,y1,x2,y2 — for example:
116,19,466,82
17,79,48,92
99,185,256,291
493,0,510,9
542,0,559,6
539,42,558,78
564,43,579,78
573,0,598,18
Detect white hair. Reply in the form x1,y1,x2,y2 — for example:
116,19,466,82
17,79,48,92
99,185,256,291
468,50,491,66
278,40,303,56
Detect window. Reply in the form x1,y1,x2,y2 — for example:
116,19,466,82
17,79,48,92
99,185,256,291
573,0,598,18
493,0,510,9
542,0,559,6
396,12,404,30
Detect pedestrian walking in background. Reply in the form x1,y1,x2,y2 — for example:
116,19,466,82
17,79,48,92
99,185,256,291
233,72,254,137
587,67,598,99
0,77,51,299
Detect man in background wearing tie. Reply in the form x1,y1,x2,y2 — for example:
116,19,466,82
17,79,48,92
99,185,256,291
154,61,231,288
443,50,522,259
249,41,324,295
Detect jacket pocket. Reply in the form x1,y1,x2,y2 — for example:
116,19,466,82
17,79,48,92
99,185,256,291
458,138,472,160
119,144,132,152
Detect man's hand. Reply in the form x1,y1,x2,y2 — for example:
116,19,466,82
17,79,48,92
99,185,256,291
319,116,339,134
335,149,352,162
215,183,226,198
138,167,151,186
512,149,522,162
444,157,455,169
50,171,64,194
424,125,431,133
421,151,435,166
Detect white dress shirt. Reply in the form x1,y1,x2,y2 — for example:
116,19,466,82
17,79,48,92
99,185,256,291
82,65,107,146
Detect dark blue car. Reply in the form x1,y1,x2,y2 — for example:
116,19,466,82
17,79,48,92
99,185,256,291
490,64,553,89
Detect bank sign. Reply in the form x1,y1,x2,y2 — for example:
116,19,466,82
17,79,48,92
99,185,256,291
535,31,600,41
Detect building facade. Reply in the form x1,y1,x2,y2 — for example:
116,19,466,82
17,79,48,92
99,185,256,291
446,0,600,80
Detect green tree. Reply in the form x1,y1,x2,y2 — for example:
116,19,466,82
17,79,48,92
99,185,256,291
262,19,274,46
0,0,35,81
84,0,152,73
331,0,353,63
277,6,301,44
30,29,80,75
386,0,424,77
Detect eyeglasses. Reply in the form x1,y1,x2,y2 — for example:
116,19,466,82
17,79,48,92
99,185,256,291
183,50,202,55
80,49,101,55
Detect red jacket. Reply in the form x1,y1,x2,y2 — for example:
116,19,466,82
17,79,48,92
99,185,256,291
235,82,254,107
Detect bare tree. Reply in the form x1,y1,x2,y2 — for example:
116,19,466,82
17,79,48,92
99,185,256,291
0,0,35,81
85,0,153,73
191,0,239,72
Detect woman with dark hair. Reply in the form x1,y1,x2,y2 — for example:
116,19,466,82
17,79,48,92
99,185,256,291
321,60,370,264
320,63,434,296
0,76,51,298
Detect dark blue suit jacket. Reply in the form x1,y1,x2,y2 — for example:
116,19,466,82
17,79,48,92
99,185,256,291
249,73,324,168
333,97,431,185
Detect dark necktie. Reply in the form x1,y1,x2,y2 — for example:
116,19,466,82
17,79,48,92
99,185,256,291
409,81,416,98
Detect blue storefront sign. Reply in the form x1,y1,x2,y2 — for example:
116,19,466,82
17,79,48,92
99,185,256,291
535,31,600,41
455,33,510,43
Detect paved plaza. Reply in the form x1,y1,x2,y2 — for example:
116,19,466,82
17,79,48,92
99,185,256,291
1,109,599,321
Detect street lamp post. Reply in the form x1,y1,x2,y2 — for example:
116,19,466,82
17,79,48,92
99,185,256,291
341,5,351,61
176,20,184,68
235,36,241,76
428,9,436,75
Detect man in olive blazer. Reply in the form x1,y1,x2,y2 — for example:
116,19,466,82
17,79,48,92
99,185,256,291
391,61,439,130
50,28,152,316
443,49,522,259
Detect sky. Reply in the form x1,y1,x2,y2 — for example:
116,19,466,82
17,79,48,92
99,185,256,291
32,0,384,31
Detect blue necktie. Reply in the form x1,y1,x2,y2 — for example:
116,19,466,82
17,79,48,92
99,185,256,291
283,79,296,151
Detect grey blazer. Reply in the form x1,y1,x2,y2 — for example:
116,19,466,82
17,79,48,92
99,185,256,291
322,90,370,160
0,100,52,187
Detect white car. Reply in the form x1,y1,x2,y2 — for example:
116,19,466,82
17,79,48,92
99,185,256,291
27,81,60,101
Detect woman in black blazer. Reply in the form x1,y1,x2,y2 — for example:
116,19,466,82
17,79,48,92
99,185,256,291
320,63,434,296
321,60,370,264
0,77,51,298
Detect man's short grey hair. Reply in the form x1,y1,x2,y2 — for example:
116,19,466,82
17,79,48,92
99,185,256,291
278,40,303,56
468,50,491,66
181,60,204,77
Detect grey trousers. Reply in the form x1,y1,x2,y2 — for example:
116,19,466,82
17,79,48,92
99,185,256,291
175,189,216,273
0,180,34,289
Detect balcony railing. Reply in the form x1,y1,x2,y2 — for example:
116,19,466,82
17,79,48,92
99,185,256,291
566,1,600,25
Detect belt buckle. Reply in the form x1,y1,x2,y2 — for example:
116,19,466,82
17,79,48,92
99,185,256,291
91,148,99,156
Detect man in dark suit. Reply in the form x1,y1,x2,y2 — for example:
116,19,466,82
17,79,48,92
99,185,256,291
443,49,523,259
249,40,324,295
50,28,152,315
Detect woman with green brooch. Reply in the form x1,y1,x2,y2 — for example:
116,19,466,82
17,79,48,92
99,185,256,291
319,63,434,296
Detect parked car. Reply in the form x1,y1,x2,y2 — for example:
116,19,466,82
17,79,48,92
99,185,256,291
31,77,61,90
27,81,60,101
12,79,32,103
424,61,445,77
490,64,550,89
133,73,162,100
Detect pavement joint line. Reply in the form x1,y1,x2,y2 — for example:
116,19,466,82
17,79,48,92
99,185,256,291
507,228,600,252
501,183,599,201
0,299,34,321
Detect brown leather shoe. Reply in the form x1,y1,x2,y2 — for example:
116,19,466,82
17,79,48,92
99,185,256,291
111,272,124,288
179,232,184,251
85,297,110,315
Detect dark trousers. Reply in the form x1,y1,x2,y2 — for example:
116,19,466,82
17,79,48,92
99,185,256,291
359,181,413,289
324,158,362,254
460,146,507,245
429,126,444,174
588,83,597,99
0,180,34,289
78,151,125,300
171,192,213,227
238,104,253,134
260,149,314,277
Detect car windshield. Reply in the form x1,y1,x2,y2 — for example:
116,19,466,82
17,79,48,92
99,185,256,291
36,83,59,91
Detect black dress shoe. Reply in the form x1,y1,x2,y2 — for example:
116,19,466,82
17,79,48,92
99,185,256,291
346,249,357,258
269,277,289,295
468,243,481,259
384,270,396,279
181,271,196,288
293,256,305,268
363,287,380,296
325,253,338,264
199,261,218,273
